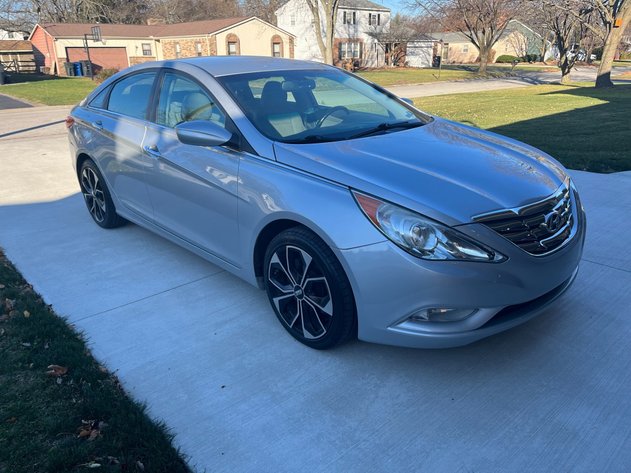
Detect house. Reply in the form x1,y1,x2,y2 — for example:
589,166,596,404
276,0,391,67
0,29,28,40
29,17,295,75
0,40,36,73
429,20,550,64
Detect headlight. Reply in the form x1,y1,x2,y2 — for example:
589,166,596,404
353,191,505,262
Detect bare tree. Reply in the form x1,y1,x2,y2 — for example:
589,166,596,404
545,0,631,86
413,0,520,73
147,0,241,23
540,0,589,83
367,14,425,66
304,0,340,64
591,0,631,86
242,0,283,24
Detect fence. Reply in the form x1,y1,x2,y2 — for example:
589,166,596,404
0,58,37,74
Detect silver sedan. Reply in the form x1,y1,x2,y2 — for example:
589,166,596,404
67,57,585,349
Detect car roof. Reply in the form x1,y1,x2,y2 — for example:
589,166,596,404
170,56,333,77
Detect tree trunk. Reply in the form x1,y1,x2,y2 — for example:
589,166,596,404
595,26,624,87
478,46,489,74
596,7,631,88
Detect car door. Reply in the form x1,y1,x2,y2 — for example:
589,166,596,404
142,70,241,266
86,71,157,221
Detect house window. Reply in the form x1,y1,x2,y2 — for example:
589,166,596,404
175,43,181,58
226,33,240,56
462,44,469,53
271,35,283,57
340,42,361,59
228,42,238,55
290,13,296,26
196,42,203,56
142,43,152,56
368,13,381,26
343,11,356,25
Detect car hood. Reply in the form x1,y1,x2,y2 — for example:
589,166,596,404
273,118,568,225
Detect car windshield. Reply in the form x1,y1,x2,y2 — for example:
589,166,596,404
217,69,432,144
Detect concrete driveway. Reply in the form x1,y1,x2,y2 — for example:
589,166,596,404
1,107,630,472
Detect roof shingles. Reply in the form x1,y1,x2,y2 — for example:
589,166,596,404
40,17,250,39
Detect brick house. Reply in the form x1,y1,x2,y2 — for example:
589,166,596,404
29,17,295,75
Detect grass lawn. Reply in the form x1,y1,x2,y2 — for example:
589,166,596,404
357,64,557,86
0,252,190,472
0,76,96,106
414,83,631,173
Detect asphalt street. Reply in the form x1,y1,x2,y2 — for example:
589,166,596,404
1,99,630,472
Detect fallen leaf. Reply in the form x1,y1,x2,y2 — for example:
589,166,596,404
44,342,49,349
0,284,5,289
78,429,91,438
136,460,145,471
46,365,68,377
9,310,18,317
23,310,30,318
85,462,101,469
4,298,15,311
56,377,62,385
88,429,100,441
0,328,5,336
21,342,31,347
5,417,17,423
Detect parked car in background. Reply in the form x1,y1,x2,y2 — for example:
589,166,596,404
67,57,586,349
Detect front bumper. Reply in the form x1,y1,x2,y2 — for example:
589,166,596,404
339,205,586,349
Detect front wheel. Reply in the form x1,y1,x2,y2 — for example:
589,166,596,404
264,227,356,349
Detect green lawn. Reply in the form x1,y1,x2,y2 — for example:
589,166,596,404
0,252,190,472
357,65,557,86
414,83,631,173
0,76,96,106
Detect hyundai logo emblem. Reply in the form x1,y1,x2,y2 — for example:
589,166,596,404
543,211,562,233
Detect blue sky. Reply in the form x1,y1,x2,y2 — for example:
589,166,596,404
379,0,414,15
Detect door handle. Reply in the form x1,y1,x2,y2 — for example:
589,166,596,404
91,120,103,130
143,144,161,159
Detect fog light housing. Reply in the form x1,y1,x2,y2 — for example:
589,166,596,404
409,307,478,323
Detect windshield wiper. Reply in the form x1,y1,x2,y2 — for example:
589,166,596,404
349,121,423,140
284,134,337,144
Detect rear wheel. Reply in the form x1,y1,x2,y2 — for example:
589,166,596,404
79,160,125,228
264,227,356,349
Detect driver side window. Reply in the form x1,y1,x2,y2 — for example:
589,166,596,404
156,73,226,129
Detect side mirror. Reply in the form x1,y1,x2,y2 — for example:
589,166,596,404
175,120,233,147
400,97,414,106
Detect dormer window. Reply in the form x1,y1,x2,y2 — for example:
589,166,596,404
343,11,357,25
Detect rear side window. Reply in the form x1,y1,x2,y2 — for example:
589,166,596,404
107,72,156,120
89,86,110,109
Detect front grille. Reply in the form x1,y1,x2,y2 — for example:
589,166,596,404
473,181,575,256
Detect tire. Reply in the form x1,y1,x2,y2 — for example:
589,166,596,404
78,159,126,229
264,227,356,349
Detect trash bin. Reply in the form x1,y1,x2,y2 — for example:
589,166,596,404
64,62,75,76
80,60,92,77
432,56,442,68
73,62,83,77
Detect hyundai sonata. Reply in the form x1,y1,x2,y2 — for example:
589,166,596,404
67,57,585,349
